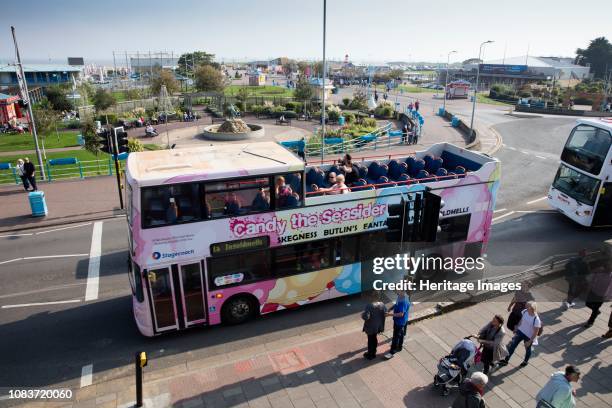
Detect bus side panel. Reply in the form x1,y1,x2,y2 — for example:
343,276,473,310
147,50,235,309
133,283,155,337
208,264,362,325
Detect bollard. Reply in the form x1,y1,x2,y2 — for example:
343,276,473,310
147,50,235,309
78,161,84,179
46,162,52,182
135,351,147,407
12,167,19,185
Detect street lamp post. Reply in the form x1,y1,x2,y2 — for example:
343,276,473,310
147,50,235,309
469,40,493,139
443,50,457,114
320,0,327,161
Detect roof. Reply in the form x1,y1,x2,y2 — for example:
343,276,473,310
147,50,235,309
576,118,612,132
127,142,304,185
0,64,82,73
482,56,585,69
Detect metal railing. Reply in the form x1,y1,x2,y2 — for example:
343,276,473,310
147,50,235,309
0,158,126,186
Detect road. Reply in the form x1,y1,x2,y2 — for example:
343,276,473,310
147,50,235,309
0,99,610,398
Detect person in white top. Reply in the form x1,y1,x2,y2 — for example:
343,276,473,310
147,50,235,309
499,301,541,368
320,174,349,195
15,159,29,191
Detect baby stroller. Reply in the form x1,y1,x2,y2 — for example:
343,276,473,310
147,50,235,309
433,336,481,396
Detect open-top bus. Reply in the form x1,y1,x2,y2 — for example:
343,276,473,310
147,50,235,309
125,141,500,336
548,117,612,227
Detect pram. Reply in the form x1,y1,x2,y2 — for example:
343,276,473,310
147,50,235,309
433,336,481,396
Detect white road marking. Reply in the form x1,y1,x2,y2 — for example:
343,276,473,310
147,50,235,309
0,282,86,300
80,364,93,387
535,155,546,159
85,222,103,302
520,150,530,155
0,233,33,238
36,222,92,235
515,210,556,213
493,208,507,213
506,146,516,151
2,299,81,309
492,211,515,222
0,254,89,265
526,196,547,205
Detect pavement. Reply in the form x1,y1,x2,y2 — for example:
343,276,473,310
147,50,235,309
13,277,610,408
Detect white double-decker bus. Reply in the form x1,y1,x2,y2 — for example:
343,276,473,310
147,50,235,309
125,142,500,336
548,118,612,227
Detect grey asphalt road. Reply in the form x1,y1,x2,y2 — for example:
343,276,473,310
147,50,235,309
0,109,610,396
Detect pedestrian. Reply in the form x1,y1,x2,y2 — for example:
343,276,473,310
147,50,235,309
16,159,29,191
383,92,388,101
384,289,411,359
583,265,612,328
23,157,37,191
506,280,534,331
535,365,580,408
406,117,416,145
602,306,612,339
361,301,387,360
401,123,408,144
562,249,590,309
414,100,420,111
374,90,379,102
451,371,488,408
475,314,508,375
408,102,413,111
498,301,541,368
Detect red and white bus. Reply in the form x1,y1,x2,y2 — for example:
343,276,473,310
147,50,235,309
125,141,500,336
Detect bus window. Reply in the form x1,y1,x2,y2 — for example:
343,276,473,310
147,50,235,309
275,173,303,209
437,214,471,243
561,125,611,175
552,164,601,206
141,184,201,228
205,177,271,218
208,250,271,289
275,241,329,276
332,236,359,266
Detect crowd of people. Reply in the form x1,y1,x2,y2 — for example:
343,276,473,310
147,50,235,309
359,247,611,407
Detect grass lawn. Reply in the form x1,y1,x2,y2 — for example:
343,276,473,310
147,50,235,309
0,149,108,165
476,94,513,106
0,131,81,152
111,91,127,102
0,149,114,179
224,85,294,98
374,84,441,94
144,143,164,151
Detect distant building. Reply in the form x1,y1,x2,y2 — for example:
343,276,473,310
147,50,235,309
130,55,179,75
0,64,82,89
442,56,590,90
248,72,266,86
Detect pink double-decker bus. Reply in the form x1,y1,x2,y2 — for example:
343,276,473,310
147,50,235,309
125,142,500,336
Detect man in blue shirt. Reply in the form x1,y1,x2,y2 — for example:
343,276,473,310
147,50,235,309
385,289,411,359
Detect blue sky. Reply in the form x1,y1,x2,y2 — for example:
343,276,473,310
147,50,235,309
1,0,611,65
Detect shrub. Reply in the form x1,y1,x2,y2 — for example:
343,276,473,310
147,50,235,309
128,138,144,153
284,101,303,112
343,112,355,124
362,118,377,127
236,101,246,112
280,111,298,119
342,97,351,107
327,105,342,122
374,101,394,118
65,120,81,129
97,113,118,125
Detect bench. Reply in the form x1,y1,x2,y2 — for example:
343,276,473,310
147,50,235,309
276,118,292,126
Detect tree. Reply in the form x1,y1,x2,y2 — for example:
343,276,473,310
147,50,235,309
282,60,298,75
81,119,104,173
45,85,72,111
92,89,116,124
33,98,60,141
177,51,219,76
388,69,404,81
125,88,142,100
151,69,180,95
350,89,367,110
78,82,95,105
312,61,325,77
294,77,314,102
297,61,310,76
575,37,612,79
194,65,226,92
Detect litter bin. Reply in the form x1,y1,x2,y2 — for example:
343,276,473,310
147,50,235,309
451,116,460,127
29,191,48,217
338,116,345,126
438,107,445,116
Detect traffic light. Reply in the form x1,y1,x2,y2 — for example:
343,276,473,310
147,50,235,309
419,191,444,242
98,128,112,154
386,197,410,242
115,128,129,154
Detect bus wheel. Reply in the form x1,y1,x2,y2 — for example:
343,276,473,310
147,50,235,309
222,295,257,325
416,255,446,280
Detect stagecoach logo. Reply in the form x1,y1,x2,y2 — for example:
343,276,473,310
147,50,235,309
151,249,195,260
